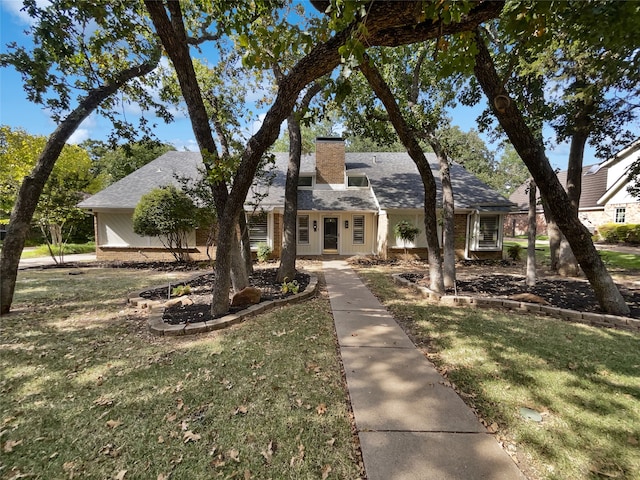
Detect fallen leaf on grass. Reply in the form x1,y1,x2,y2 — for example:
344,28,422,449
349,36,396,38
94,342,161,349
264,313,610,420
115,470,127,480
183,430,201,443
261,440,274,464
234,405,248,416
106,420,122,429
157,435,164,444
317,403,327,415
93,395,114,406
3,439,22,452
326,438,336,447
227,449,240,462
176,398,184,411
321,464,332,479
157,474,169,480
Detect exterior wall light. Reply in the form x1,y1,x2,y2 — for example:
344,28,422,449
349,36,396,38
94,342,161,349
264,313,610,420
313,220,317,231
344,220,349,229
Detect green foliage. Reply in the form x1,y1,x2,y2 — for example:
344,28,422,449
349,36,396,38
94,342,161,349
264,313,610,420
171,284,191,297
506,243,523,261
133,185,198,262
280,277,299,294
597,223,640,245
256,243,272,262
85,140,175,187
394,221,421,243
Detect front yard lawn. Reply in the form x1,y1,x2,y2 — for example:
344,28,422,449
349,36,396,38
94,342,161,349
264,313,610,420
0,267,361,480
356,264,640,480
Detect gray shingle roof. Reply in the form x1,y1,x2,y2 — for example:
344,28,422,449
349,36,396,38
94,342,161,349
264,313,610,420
79,150,514,213
78,151,203,209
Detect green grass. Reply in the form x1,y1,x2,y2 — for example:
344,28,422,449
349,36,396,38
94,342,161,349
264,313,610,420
19,242,96,259
503,241,640,271
356,265,640,480
0,267,361,480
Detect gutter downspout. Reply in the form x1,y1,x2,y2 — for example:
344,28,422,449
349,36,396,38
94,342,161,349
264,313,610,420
465,210,479,260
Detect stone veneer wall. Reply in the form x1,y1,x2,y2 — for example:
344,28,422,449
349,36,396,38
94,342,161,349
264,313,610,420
315,138,345,185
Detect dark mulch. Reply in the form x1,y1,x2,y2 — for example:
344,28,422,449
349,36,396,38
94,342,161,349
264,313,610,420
139,268,310,325
401,272,640,318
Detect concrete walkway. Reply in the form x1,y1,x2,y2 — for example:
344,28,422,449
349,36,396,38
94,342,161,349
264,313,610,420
323,260,526,480
18,253,96,270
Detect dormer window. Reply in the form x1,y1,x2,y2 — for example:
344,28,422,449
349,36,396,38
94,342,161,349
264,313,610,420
298,176,313,188
347,175,369,187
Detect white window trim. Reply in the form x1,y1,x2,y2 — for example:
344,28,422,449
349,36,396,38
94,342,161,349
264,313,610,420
297,214,310,245
615,207,626,224
347,175,369,188
247,212,270,250
352,214,365,244
471,214,503,251
297,174,315,190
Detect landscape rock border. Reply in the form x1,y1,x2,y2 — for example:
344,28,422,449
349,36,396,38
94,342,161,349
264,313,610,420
392,274,640,333
128,272,318,336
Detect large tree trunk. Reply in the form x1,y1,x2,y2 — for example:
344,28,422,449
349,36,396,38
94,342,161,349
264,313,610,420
238,213,253,275
230,228,249,291
147,0,502,315
473,30,629,315
277,113,302,284
360,54,444,293
277,83,322,283
0,57,159,315
427,131,456,289
526,180,537,286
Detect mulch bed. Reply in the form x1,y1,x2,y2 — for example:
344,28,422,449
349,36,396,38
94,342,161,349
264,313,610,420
400,272,640,319
139,268,310,325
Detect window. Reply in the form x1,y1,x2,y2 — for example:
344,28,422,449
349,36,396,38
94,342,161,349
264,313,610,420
353,215,365,244
477,215,500,249
347,175,369,187
248,213,268,249
615,207,626,224
297,215,309,244
298,176,313,188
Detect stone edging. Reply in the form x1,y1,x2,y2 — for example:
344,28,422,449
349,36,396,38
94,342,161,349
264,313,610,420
128,273,318,336
392,274,640,333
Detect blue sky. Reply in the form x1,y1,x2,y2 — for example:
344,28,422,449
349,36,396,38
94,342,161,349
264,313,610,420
0,0,584,170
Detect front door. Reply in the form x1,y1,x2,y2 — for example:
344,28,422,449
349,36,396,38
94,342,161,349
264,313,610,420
323,217,338,251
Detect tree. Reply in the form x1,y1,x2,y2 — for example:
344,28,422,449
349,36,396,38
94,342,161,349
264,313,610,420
88,140,175,187
144,0,504,315
0,127,98,262
0,0,166,314
526,180,536,286
493,143,530,198
133,185,199,262
472,26,630,315
394,221,421,255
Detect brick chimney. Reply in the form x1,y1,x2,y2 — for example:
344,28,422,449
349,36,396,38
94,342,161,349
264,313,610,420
315,137,345,186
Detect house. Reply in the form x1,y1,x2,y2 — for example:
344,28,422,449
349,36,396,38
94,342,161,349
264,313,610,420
506,138,640,236
79,138,515,261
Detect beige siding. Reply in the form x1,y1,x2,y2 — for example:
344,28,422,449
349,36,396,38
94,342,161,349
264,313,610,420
295,212,376,256
97,211,195,248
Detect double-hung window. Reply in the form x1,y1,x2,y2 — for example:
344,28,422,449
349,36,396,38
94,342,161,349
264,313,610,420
248,213,268,250
615,207,626,224
353,215,365,244
476,215,500,249
297,215,310,244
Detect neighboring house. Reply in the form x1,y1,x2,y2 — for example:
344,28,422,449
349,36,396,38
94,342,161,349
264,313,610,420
79,138,515,261
505,139,640,236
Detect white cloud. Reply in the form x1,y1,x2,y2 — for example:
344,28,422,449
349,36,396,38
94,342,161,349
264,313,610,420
68,128,89,145
4,0,51,26
169,138,198,152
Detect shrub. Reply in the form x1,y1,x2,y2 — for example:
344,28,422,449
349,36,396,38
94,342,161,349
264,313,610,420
597,223,640,245
506,243,523,261
256,243,272,262
281,277,299,294
394,221,421,254
133,185,198,262
171,285,191,297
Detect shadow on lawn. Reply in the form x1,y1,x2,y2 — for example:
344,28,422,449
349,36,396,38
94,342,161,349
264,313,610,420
402,303,640,479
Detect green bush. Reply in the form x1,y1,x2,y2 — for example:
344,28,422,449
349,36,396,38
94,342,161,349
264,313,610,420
598,223,640,245
394,220,421,253
133,185,198,261
506,243,523,261
256,243,272,262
